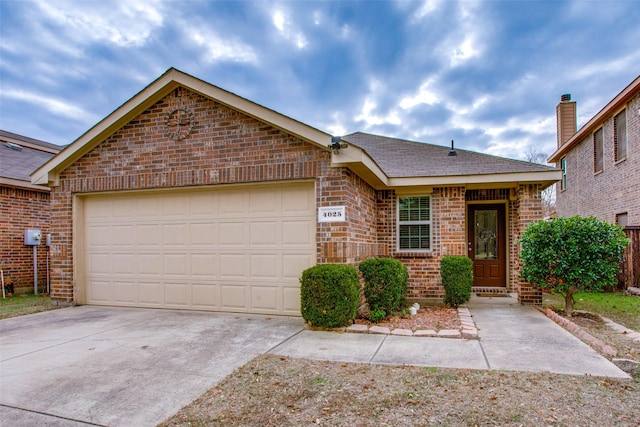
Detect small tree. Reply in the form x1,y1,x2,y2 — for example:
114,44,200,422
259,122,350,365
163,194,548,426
520,216,629,316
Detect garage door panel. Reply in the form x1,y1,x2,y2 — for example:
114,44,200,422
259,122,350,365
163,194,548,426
219,222,246,246
164,254,187,275
218,192,244,215
114,281,138,304
112,254,136,275
83,182,315,315
190,223,216,246
250,254,278,278
191,283,218,308
250,190,278,214
283,254,314,279
283,287,301,313
89,280,112,302
86,226,112,247
165,283,189,307
138,224,161,246
220,254,246,278
251,286,278,311
163,224,188,246
282,220,314,246
250,222,278,245
138,282,162,305
220,284,248,310
191,254,217,276
112,225,136,246
138,254,162,275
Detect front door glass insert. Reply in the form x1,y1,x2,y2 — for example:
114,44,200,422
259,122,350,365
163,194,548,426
474,210,497,260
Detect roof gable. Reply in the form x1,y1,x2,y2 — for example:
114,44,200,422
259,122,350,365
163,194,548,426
32,68,331,186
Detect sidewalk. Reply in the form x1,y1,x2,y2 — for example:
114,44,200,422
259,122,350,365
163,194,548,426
269,294,630,378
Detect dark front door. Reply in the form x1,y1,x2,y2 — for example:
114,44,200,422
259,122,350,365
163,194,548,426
468,204,506,287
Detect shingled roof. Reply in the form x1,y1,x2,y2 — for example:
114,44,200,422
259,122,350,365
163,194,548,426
343,132,557,178
1,130,61,189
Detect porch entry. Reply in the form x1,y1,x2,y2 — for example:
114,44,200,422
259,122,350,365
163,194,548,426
468,204,506,288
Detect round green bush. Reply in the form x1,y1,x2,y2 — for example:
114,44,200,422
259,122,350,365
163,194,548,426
440,256,473,308
300,264,360,328
359,258,408,320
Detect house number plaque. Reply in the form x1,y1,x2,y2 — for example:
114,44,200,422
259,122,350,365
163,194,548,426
318,206,346,222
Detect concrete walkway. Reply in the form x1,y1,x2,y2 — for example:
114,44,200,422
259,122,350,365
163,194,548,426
270,294,629,378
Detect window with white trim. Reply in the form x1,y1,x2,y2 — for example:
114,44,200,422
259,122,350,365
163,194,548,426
614,109,627,162
397,196,431,251
560,157,567,190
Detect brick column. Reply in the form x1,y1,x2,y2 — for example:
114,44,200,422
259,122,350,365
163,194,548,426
516,184,543,305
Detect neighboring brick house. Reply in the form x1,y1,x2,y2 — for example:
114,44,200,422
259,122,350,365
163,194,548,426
32,69,560,314
549,75,640,287
1,130,61,294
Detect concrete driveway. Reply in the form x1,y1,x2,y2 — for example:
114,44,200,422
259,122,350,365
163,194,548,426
0,306,305,426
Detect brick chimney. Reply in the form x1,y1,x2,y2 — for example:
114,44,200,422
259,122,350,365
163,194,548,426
556,94,576,148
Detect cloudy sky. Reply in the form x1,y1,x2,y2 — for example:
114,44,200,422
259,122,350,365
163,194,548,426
1,0,638,161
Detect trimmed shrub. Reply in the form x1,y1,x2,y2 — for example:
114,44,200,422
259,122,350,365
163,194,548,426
359,258,408,321
300,264,360,328
440,256,473,308
520,216,629,316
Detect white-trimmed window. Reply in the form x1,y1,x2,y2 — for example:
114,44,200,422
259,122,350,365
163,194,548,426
560,157,567,190
397,196,431,251
614,109,627,162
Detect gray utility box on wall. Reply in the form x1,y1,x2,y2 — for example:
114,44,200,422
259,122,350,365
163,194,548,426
24,229,42,246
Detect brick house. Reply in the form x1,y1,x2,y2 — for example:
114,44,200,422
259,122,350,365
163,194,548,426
1,130,61,294
32,68,560,314
549,75,640,287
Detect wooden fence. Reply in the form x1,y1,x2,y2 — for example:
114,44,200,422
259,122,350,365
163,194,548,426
618,227,640,289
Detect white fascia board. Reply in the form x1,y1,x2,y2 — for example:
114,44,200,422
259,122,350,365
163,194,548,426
388,170,562,188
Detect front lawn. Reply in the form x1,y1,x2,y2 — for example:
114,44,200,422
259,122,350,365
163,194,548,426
543,291,640,330
0,294,60,319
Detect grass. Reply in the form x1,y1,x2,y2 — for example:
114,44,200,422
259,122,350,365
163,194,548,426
0,294,60,319
543,291,640,330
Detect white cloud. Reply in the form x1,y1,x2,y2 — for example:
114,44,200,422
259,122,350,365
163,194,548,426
1,88,100,123
189,29,258,64
399,78,440,110
272,9,308,49
355,80,402,127
35,0,164,47
410,0,443,22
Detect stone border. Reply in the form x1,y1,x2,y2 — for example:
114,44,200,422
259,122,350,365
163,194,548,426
335,307,479,339
538,307,617,357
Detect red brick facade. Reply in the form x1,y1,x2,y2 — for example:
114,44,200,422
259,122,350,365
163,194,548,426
46,86,545,306
555,92,639,226
0,186,51,294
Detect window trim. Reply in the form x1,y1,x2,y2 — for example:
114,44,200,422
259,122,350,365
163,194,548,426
593,127,603,174
560,157,567,191
614,108,627,163
396,195,432,252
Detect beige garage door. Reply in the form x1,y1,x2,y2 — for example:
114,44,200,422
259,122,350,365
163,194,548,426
81,182,316,315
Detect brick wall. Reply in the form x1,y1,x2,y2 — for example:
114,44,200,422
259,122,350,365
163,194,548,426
49,86,379,304
0,186,51,294
514,184,544,305
556,92,640,225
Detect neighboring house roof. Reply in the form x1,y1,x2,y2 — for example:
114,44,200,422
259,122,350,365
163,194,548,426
32,67,561,191
0,130,60,191
549,74,640,163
